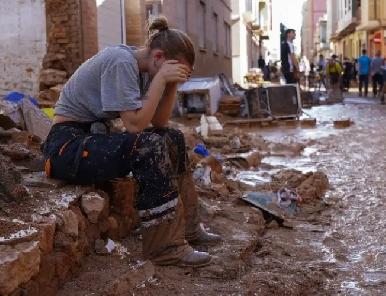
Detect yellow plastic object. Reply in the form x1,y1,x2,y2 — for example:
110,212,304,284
42,108,54,119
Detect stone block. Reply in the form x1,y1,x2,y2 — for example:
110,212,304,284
39,69,67,87
57,210,79,238
0,241,40,295
81,192,106,224
35,222,55,254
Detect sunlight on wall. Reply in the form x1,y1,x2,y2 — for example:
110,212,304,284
96,0,106,7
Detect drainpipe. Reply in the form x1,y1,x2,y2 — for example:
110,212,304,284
120,0,125,44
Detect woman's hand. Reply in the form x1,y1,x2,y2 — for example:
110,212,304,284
157,60,191,84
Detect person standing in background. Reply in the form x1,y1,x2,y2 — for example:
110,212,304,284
358,49,372,97
342,57,353,92
280,29,299,84
371,50,384,97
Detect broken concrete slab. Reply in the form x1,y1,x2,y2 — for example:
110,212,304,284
0,100,24,129
21,98,52,140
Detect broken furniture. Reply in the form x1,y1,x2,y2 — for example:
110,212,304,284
244,84,302,119
176,76,222,116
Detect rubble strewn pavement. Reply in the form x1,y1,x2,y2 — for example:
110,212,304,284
0,92,335,295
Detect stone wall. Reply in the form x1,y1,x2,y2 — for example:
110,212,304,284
0,178,137,296
0,0,47,98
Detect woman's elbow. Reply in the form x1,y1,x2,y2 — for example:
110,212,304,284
151,119,168,129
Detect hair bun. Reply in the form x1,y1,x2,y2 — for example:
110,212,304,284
148,16,169,35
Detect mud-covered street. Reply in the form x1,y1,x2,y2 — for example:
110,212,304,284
52,96,386,296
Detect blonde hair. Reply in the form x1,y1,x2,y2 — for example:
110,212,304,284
147,16,195,67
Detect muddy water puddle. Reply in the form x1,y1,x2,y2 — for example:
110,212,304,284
239,101,386,294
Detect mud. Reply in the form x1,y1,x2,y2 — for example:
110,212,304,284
55,97,386,295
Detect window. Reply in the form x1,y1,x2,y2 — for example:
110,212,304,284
198,1,206,49
224,22,231,57
212,12,219,53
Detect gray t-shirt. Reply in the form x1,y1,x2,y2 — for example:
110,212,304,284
55,45,149,122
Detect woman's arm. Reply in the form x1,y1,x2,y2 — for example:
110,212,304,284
120,61,189,133
120,74,166,133
151,82,178,128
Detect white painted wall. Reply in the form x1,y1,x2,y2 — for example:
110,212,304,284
0,0,47,97
231,0,252,87
97,0,126,50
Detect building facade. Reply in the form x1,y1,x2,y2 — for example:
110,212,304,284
125,0,233,78
357,0,386,56
328,0,386,59
301,0,327,61
231,0,272,86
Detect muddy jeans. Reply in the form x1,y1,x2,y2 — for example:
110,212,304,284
43,122,199,263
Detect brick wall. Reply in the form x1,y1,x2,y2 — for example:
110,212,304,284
81,0,99,60
125,0,147,47
40,0,98,104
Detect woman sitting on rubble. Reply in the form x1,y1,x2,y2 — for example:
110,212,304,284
43,16,221,267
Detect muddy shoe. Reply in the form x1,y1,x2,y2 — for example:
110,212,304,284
178,250,212,267
188,225,223,246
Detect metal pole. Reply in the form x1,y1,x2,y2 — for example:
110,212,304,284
120,0,125,44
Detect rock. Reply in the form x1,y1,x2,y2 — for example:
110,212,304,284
199,155,223,174
0,241,40,295
297,171,329,201
22,172,66,189
246,151,263,168
0,144,31,160
39,69,67,87
0,153,24,202
81,192,106,224
94,239,108,255
56,210,79,238
106,261,155,294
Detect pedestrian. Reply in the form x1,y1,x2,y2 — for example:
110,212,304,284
42,16,221,268
342,57,353,91
358,49,372,97
326,54,343,88
258,55,266,71
371,50,384,97
352,58,358,83
280,28,300,84
381,59,386,104
317,54,327,90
